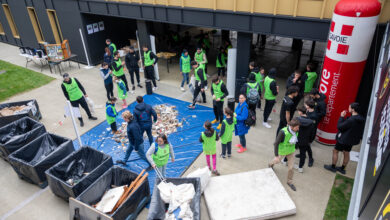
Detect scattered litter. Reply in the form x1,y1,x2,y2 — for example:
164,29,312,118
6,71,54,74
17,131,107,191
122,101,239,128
152,104,182,137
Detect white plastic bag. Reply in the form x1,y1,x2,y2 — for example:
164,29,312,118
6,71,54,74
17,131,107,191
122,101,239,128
187,167,211,193
85,97,95,115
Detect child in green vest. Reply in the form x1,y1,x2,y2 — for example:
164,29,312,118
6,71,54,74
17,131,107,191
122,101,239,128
219,108,236,158
146,134,175,177
113,76,128,109
268,118,300,191
180,49,191,91
200,121,220,175
106,97,118,134
303,62,318,94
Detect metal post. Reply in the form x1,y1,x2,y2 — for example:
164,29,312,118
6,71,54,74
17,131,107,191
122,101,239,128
67,101,82,147
79,28,93,69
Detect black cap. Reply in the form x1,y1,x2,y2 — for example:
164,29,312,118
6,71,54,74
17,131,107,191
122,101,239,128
63,73,69,78
129,46,134,50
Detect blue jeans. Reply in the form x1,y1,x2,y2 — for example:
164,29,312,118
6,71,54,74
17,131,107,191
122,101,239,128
239,135,246,148
141,125,154,146
123,142,150,165
156,165,167,178
181,72,189,87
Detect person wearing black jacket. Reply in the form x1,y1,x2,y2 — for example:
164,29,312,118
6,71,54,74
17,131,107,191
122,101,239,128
125,46,143,91
116,111,151,167
296,106,316,172
188,61,207,109
310,88,327,122
324,103,365,174
61,73,97,127
142,45,159,90
286,70,305,116
211,76,229,129
133,96,158,146
305,99,320,125
276,86,299,135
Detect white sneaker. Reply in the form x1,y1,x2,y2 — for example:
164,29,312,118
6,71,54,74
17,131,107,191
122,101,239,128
263,122,271,128
205,86,208,91
281,160,287,166
180,87,185,91
298,168,303,173
153,87,158,91
268,117,272,121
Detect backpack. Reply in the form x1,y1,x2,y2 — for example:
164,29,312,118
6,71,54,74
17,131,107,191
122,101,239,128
247,84,260,105
245,109,256,127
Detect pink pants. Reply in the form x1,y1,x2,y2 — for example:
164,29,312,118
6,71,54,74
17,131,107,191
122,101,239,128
206,154,217,171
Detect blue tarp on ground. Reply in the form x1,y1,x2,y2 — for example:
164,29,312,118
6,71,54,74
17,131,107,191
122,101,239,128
73,93,215,194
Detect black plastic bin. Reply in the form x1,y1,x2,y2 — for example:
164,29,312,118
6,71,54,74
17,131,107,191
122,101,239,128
8,133,75,188
147,177,201,220
45,146,113,200
69,166,150,220
0,117,46,160
0,99,42,128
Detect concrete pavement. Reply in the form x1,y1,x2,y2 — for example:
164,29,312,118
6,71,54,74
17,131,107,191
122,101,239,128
0,42,357,220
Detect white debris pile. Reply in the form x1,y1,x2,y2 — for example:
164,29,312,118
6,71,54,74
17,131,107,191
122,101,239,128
158,181,195,220
152,104,182,137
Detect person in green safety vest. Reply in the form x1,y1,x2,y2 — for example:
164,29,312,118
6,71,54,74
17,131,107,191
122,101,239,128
269,118,300,191
188,61,207,109
241,70,261,115
194,47,208,86
106,97,118,134
112,51,129,91
219,107,236,158
146,134,175,178
61,73,97,127
106,39,117,57
303,62,318,94
142,45,159,90
200,121,220,176
216,47,227,77
263,68,279,129
180,49,191,91
203,34,211,54
224,39,232,53
248,62,265,110
113,76,128,109
211,76,229,130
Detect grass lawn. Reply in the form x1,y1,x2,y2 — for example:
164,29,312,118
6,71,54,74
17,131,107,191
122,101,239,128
0,60,54,101
324,174,354,220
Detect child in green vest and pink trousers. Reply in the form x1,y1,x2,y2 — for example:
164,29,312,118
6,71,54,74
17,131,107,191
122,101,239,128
200,121,220,175
219,107,236,158
146,134,175,177
113,76,128,109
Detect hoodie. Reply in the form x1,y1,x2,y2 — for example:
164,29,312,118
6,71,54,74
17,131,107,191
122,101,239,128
105,102,117,118
268,68,278,96
199,128,219,142
127,119,144,148
315,93,327,120
219,117,234,138
336,114,365,146
133,102,157,128
297,115,316,145
286,73,304,96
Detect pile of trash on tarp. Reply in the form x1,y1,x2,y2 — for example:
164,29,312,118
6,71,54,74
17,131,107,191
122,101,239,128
152,104,182,137
0,101,37,117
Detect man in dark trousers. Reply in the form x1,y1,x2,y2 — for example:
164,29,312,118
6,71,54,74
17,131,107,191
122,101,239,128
211,76,229,130
276,86,299,135
310,88,327,122
286,69,305,116
142,45,158,90
296,105,316,172
133,96,157,146
188,61,207,109
240,73,261,117
61,73,97,127
125,46,143,91
112,51,129,91
324,103,365,174
263,68,279,128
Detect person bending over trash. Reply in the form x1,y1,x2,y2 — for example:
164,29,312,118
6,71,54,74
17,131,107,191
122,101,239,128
146,134,175,177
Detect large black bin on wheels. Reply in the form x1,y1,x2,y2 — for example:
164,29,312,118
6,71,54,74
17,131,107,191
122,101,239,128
147,177,201,220
69,166,150,220
0,117,46,160
0,99,42,128
45,146,113,200
8,133,75,188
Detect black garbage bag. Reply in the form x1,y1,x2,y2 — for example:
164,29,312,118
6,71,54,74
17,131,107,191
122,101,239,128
45,146,113,200
0,99,42,128
147,177,201,220
0,117,46,160
8,133,75,188
70,166,150,220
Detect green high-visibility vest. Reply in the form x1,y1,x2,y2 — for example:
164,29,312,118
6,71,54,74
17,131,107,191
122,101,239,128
144,51,154,67
173,34,179,42
246,82,259,95
212,81,225,101
216,53,226,68
180,55,191,73
195,65,207,82
203,38,211,49
109,43,117,54
220,118,236,144
106,104,117,125
62,78,83,101
117,79,128,100
251,72,265,93
195,51,207,64
152,144,170,167
278,127,298,156
112,58,124,77
202,131,216,155
304,71,318,93
264,76,276,100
